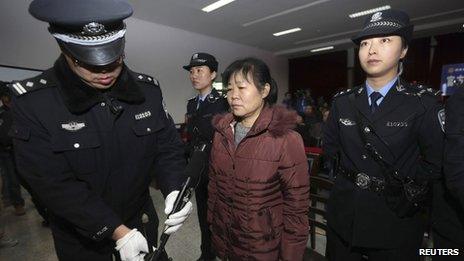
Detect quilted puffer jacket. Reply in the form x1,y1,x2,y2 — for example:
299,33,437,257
207,105,310,261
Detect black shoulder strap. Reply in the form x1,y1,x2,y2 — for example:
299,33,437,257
347,93,402,182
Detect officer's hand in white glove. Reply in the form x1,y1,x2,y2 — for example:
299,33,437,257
115,229,148,261
164,190,193,234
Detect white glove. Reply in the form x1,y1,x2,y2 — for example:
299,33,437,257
115,229,148,261
164,190,193,234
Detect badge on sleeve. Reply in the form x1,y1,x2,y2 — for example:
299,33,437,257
438,109,445,132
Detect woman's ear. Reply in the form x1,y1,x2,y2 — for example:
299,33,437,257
400,46,408,60
261,83,270,99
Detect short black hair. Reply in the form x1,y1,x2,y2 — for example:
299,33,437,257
222,57,278,105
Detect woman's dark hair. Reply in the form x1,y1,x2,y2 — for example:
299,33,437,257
222,57,278,105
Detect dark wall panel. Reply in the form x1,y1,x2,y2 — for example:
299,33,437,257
289,51,347,100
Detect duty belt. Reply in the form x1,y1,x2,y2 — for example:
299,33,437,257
338,168,385,193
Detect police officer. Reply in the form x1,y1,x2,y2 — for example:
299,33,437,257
323,10,443,260
183,53,228,261
10,1,192,260
439,82,464,256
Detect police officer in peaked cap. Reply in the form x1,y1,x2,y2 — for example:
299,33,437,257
183,52,228,261
10,0,192,260
323,9,444,260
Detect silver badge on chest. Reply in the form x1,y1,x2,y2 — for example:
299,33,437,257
61,121,86,132
339,118,356,126
135,110,152,120
386,121,408,127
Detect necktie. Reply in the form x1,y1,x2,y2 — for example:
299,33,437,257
370,92,383,114
197,98,203,110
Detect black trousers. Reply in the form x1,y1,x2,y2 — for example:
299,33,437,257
327,226,421,261
0,151,24,207
195,169,215,259
432,231,464,260
51,200,159,261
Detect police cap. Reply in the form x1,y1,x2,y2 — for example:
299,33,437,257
183,53,218,72
352,9,413,45
29,0,133,66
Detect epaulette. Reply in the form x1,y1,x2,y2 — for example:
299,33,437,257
8,73,54,96
398,84,441,98
135,73,159,86
188,96,197,101
333,87,359,99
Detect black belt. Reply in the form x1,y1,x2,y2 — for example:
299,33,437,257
338,168,385,193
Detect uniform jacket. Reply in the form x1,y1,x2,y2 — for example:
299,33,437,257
9,56,185,244
185,88,228,154
207,105,310,261
323,81,444,249
441,85,464,245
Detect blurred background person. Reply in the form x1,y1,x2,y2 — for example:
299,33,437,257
0,82,25,216
183,52,228,261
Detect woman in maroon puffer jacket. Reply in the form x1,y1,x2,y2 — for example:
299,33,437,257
207,57,310,261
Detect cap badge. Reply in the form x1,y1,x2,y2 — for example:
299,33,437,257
192,53,199,59
82,22,106,36
370,12,383,22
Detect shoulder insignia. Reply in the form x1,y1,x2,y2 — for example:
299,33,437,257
135,73,159,86
333,87,360,98
188,96,197,101
401,84,441,98
8,72,54,96
438,108,445,133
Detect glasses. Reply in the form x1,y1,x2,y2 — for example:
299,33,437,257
73,54,124,73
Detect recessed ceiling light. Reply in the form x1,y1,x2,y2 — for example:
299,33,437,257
202,0,236,13
349,5,391,18
310,46,334,53
273,27,302,37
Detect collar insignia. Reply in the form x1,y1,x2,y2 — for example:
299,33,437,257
61,121,86,132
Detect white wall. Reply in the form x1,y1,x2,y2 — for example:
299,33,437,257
0,1,288,122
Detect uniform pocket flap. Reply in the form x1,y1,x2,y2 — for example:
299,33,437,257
132,120,164,136
51,131,100,152
8,125,30,141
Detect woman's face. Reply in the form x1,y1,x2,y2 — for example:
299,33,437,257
189,65,216,92
226,71,269,126
358,36,407,80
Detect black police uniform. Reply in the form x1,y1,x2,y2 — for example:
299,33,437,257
323,81,444,260
9,56,185,260
185,88,228,259
436,85,464,255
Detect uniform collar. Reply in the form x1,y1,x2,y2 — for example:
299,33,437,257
54,55,145,114
365,76,398,98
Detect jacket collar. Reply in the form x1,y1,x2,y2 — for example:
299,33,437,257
53,55,145,114
213,105,298,138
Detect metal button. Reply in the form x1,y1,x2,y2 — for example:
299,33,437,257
73,143,80,149
100,102,106,107
146,128,151,132
364,127,371,133
361,154,368,160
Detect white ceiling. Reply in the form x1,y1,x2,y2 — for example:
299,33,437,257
129,0,464,57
